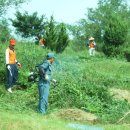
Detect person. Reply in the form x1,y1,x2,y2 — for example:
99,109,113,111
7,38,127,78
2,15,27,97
38,52,56,114
5,39,21,93
88,37,96,56
39,37,45,48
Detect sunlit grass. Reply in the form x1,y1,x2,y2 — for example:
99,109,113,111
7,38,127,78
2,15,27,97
0,41,130,128
0,111,130,130
0,111,74,130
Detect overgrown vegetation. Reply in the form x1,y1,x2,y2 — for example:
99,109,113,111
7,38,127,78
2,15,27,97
68,0,130,57
0,42,130,124
11,14,69,53
11,11,46,38
0,0,130,129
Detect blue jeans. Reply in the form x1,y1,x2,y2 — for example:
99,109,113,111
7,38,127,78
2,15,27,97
6,64,18,89
38,79,50,114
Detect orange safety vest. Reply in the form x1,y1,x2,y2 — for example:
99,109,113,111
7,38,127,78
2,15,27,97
90,41,95,48
39,38,45,46
8,48,16,64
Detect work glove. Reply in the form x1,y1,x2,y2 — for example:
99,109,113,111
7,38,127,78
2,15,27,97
52,79,58,88
17,62,21,68
7,65,11,70
45,74,49,81
52,79,57,83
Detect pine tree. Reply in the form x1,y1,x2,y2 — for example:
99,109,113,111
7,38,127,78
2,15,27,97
11,11,46,38
56,23,69,53
45,16,58,51
103,14,128,56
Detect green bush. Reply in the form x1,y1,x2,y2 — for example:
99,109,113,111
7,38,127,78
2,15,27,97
103,14,128,57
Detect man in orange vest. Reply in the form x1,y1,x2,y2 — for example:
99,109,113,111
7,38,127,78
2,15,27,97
39,37,45,48
5,39,21,93
89,37,96,56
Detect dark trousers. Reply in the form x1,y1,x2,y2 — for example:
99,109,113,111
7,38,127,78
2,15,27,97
6,64,18,89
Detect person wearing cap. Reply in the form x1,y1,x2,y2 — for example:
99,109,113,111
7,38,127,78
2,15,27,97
38,52,56,114
5,39,21,93
88,37,96,56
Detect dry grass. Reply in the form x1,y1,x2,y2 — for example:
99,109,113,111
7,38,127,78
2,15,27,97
49,108,98,123
110,88,130,103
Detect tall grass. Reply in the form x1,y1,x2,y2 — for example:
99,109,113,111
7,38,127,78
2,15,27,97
0,41,130,124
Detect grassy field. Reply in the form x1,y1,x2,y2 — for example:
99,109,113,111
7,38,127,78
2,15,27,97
0,111,130,130
0,111,74,130
0,42,130,129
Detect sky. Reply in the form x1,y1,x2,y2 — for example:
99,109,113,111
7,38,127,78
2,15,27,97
7,0,98,24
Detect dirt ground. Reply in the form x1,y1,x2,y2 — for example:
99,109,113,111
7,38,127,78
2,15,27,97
50,108,98,123
49,88,130,124
110,88,130,123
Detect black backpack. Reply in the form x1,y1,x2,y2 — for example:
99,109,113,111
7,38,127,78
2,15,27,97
35,61,49,78
28,62,47,82
35,64,44,77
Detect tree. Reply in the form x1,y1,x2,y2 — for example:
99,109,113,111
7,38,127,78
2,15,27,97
56,23,69,53
78,0,130,56
103,14,128,56
0,0,29,42
0,19,10,43
45,16,69,53
0,0,28,17
45,16,58,51
67,23,87,51
86,0,129,40
11,11,46,38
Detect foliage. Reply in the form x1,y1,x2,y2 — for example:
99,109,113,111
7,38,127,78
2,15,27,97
103,14,128,56
0,41,130,124
11,11,46,38
88,0,130,56
86,0,129,41
45,16,69,53
0,0,29,44
0,19,11,43
0,111,74,130
0,0,28,17
67,23,87,52
45,16,58,51
55,23,69,53
67,23,86,42
50,54,130,123
0,112,130,130
68,0,130,56
11,14,69,53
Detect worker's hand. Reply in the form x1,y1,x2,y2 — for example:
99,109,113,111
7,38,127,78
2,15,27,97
7,65,11,70
52,79,57,83
52,79,58,88
45,74,49,80
17,62,21,69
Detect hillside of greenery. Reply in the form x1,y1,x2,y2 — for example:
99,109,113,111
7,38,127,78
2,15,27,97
0,0,130,129
0,41,130,127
